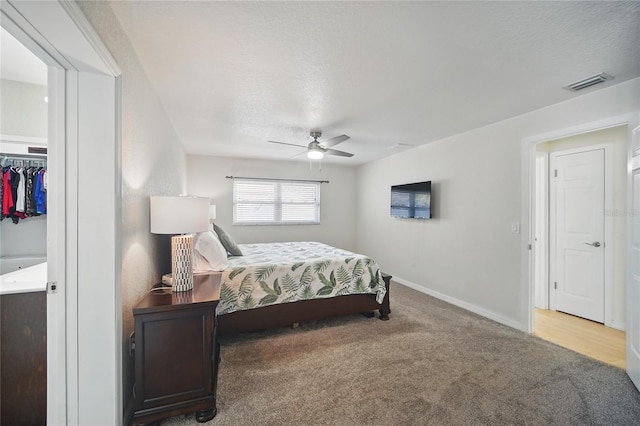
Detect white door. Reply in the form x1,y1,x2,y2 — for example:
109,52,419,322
551,148,605,323
627,120,640,391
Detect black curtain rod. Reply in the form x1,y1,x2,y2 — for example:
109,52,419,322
225,176,329,184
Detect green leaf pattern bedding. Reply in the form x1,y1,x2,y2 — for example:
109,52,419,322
218,241,386,315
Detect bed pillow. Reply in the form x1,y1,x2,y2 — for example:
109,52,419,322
193,230,229,271
213,223,243,256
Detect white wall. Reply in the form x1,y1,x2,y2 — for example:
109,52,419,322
76,1,188,417
187,155,358,251
0,79,47,137
356,78,640,330
0,215,46,257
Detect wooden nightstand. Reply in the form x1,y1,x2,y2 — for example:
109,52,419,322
132,273,221,425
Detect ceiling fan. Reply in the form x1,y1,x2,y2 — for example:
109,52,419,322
268,131,353,159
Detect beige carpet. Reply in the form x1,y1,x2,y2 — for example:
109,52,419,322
163,283,640,425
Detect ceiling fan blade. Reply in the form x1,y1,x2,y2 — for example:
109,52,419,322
321,134,350,148
324,148,354,157
267,140,307,148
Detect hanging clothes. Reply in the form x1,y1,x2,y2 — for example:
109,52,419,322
25,167,37,216
0,166,3,219
16,167,26,214
35,169,46,215
2,166,14,219
0,157,47,224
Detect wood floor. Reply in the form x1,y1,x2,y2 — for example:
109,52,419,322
533,308,626,370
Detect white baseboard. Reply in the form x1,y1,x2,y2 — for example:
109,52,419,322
608,320,626,331
391,276,524,331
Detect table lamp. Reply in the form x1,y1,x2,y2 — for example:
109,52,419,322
150,195,210,292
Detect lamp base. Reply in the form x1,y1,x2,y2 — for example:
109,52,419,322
171,234,195,292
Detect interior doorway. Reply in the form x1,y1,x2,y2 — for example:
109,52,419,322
0,26,48,260
532,125,628,366
0,24,49,424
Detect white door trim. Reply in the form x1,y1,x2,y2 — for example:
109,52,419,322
534,153,549,310
548,144,613,325
1,5,69,423
627,117,640,391
47,64,69,424
521,113,635,333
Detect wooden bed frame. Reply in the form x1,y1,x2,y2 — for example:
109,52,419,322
217,273,391,335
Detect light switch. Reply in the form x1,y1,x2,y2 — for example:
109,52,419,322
511,222,520,234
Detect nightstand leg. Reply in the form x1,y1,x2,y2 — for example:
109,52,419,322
379,308,390,321
196,407,217,423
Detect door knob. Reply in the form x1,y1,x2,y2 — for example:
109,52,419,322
584,241,601,247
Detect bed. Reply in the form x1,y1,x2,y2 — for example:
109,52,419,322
214,241,391,335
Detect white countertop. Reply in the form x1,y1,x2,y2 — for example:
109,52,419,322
0,262,47,295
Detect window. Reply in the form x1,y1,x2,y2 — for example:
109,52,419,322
233,179,321,225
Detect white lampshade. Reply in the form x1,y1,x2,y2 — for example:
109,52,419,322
209,204,217,221
150,196,210,292
150,196,210,234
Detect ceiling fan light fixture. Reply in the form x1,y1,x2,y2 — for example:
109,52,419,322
307,148,324,160
268,130,352,159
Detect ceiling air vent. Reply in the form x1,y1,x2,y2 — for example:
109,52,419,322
564,73,614,92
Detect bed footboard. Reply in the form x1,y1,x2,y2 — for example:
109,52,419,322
218,273,391,335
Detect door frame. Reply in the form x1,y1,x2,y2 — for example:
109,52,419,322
548,144,613,324
1,1,122,424
0,10,66,424
627,117,640,390
534,153,549,310
521,113,635,333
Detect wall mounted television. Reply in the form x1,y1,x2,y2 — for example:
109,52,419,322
390,181,432,219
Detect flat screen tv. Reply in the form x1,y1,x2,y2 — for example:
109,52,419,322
390,181,432,219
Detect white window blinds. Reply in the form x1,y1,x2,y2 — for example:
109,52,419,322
233,179,321,225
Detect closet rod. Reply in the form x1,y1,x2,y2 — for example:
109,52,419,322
0,153,47,161
1,154,47,168
225,175,329,184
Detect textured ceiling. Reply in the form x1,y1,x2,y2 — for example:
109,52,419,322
108,1,640,165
